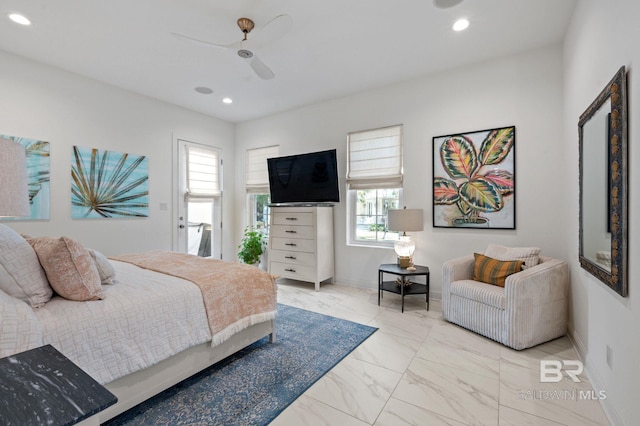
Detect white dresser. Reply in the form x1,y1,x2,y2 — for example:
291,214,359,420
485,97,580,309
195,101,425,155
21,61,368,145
268,205,334,291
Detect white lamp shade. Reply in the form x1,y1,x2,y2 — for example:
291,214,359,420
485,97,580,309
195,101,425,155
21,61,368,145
387,208,423,232
0,138,30,217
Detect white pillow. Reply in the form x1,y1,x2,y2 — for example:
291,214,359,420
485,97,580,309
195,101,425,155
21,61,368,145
0,224,52,308
88,249,116,284
484,244,541,269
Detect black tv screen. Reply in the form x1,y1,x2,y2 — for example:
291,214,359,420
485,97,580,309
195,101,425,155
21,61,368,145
267,149,340,204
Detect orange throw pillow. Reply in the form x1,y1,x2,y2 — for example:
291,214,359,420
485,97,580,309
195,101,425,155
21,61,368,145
473,253,523,287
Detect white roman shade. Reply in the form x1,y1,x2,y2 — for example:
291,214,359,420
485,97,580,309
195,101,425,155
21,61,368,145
245,145,279,193
186,145,221,200
346,125,403,189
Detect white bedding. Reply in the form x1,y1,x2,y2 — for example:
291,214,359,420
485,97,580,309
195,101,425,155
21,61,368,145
33,260,212,385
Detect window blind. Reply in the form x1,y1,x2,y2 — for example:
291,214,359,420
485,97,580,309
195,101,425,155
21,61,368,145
186,145,221,199
346,124,403,189
245,145,279,193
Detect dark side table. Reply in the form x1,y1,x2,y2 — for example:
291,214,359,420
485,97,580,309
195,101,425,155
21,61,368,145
0,345,117,425
378,264,430,313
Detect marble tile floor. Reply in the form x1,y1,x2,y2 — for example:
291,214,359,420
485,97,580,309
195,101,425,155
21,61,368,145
271,279,610,426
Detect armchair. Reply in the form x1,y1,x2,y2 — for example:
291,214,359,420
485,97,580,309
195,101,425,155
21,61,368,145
442,254,569,350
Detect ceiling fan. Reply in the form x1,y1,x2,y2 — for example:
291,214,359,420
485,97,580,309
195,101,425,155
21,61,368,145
172,14,293,80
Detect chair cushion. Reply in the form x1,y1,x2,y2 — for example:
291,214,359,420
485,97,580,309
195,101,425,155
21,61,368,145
449,279,506,309
484,244,541,268
473,253,523,287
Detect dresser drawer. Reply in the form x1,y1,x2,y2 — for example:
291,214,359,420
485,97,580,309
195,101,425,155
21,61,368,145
270,225,314,239
269,250,316,266
272,212,314,226
270,262,316,280
271,237,316,253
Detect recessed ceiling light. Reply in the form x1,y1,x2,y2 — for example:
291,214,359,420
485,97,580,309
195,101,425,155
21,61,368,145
453,18,469,32
8,13,31,26
434,0,464,9
194,86,213,95
222,98,233,104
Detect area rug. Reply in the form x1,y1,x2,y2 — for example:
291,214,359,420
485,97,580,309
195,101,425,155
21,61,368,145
105,304,377,426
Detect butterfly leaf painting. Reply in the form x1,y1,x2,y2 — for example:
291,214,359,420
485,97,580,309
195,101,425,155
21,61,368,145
71,146,148,218
433,126,515,229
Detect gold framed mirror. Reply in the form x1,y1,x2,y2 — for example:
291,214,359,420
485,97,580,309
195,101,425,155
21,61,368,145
578,66,628,297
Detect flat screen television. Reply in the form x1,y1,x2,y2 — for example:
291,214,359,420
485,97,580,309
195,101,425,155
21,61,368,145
267,149,340,204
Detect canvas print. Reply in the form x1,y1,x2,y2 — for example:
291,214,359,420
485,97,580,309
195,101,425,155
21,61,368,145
71,146,149,218
433,126,515,229
0,134,50,220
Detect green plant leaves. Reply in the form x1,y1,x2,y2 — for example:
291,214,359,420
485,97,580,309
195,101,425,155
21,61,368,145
459,178,503,212
433,177,459,204
440,136,478,179
479,127,514,165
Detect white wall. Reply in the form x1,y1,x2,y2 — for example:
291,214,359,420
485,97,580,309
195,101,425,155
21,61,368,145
235,45,566,298
564,0,640,424
0,50,237,259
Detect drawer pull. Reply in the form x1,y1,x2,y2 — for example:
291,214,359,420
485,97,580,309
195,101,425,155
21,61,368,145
285,256,297,260
285,243,297,246
285,230,297,233
285,268,296,272
285,217,298,221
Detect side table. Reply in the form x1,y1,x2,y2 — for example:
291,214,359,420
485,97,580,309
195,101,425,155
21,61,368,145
0,345,117,425
378,263,429,313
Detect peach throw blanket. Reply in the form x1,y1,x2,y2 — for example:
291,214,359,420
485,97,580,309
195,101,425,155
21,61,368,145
111,251,277,346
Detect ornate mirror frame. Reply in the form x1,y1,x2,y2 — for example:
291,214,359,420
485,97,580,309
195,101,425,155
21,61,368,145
578,66,628,297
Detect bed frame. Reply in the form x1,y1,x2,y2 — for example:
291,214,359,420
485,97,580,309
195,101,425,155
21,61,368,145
98,319,275,422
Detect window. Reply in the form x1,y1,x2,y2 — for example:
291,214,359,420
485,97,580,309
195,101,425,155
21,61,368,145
347,125,403,246
246,145,279,233
177,141,222,258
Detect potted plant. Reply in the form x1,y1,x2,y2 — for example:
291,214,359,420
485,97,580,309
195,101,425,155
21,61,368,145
433,127,515,227
237,226,266,265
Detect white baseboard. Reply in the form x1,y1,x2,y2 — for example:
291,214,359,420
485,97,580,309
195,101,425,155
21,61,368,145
567,323,624,426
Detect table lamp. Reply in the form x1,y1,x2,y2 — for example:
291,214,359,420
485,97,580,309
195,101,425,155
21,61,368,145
387,207,423,270
0,137,30,217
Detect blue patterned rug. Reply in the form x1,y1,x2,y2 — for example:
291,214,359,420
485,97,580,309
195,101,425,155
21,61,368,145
105,304,377,426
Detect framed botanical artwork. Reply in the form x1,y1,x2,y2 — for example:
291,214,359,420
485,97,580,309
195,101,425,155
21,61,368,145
71,146,149,218
433,126,515,229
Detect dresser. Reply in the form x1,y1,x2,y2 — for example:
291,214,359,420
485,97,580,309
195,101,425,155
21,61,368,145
268,205,334,291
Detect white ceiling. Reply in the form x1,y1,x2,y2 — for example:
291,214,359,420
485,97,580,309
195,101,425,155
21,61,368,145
0,0,576,123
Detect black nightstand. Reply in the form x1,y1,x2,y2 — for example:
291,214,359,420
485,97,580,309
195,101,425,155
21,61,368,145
378,263,430,313
0,345,117,425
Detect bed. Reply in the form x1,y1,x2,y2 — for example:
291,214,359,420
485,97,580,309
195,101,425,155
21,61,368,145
0,224,277,423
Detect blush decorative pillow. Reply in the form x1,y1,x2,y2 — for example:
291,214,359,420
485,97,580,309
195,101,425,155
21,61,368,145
26,236,103,301
0,225,52,308
88,249,116,284
484,244,541,269
473,253,524,287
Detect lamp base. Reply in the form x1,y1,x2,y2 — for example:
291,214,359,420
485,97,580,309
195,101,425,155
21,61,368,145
397,256,411,268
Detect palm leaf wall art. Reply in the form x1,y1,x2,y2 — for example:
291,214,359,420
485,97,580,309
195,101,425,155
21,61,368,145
433,126,515,229
0,134,50,220
71,146,149,218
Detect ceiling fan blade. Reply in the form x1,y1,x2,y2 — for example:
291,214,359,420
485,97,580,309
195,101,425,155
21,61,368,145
248,55,275,80
171,32,237,50
251,14,293,48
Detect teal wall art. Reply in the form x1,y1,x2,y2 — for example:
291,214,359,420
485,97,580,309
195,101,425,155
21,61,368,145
71,146,149,218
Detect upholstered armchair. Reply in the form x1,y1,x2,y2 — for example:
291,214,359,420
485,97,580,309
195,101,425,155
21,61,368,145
442,252,569,350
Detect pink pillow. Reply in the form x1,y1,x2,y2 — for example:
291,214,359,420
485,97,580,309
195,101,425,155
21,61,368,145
26,236,103,301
